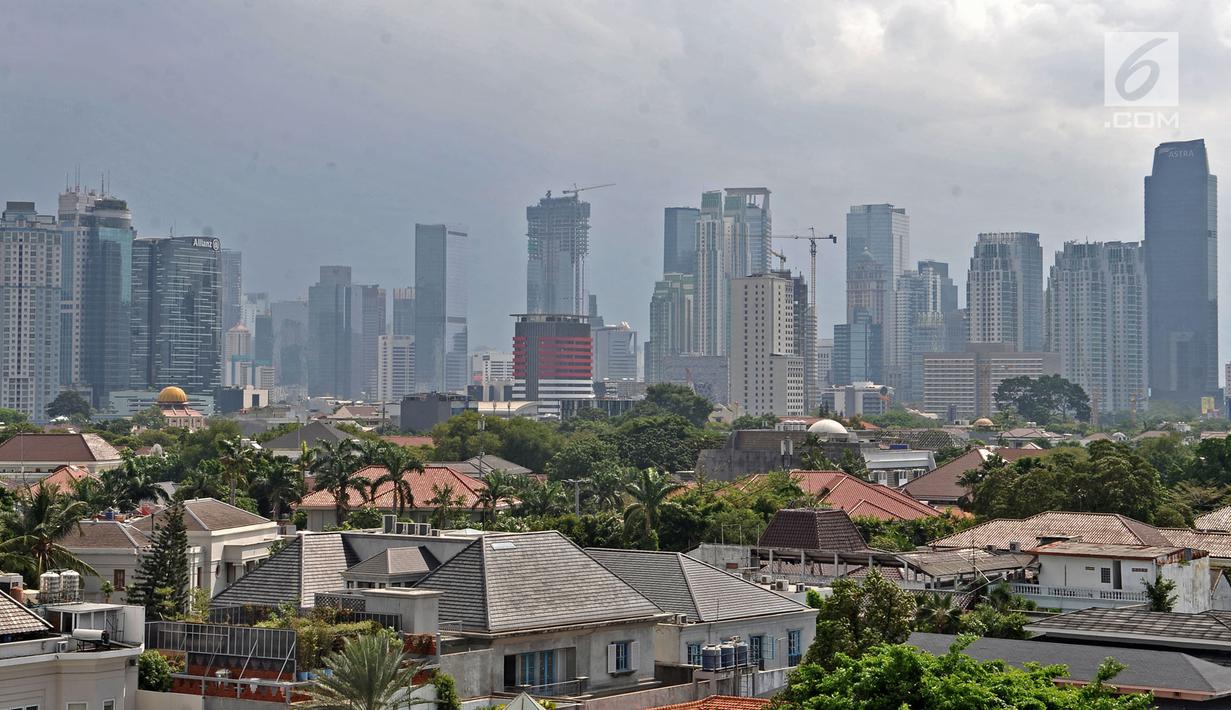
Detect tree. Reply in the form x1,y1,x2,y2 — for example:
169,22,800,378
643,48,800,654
175,461,226,502
376,446,425,517
46,390,91,421
623,468,683,548
0,406,29,425
219,437,256,507
798,433,838,471
1136,433,1193,485
994,374,1091,424
1145,573,1177,612
304,633,427,710
497,417,563,472
131,405,167,431
428,411,501,462
547,433,618,481
515,478,570,517
641,383,714,427
774,638,1153,709
128,502,190,619
426,483,465,529
914,593,962,634
312,439,363,522
803,569,915,669
730,414,780,430
432,671,461,710
102,453,171,511
613,414,704,472
473,470,517,522
251,454,305,521
345,506,384,529
138,649,174,692
0,486,97,583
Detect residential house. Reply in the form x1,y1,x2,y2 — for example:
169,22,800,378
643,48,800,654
340,546,440,589
1197,506,1231,532
0,433,122,478
0,591,143,710
262,420,356,459
1028,541,1212,612
296,465,499,530
862,447,936,488
587,548,817,673
900,447,1046,507
58,521,153,602
996,427,1067,447
769,470,940,521
464,454,532,476
131,498,278,596
26,464,97,495
327,404,386,429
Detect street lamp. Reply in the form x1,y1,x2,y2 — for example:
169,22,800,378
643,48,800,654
562,478,587,517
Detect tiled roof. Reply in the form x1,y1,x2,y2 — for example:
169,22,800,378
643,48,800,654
0,433,121,463
896,547,1035,578
859,429,968,452
1028,541,1190,560
30,465,97,495
756,508,869,552
929,511,1172,550
651,697,770,710
900,448,1041,503
344,547,439,577
0,587,52,636
132,498,271,533
298,465,488,511
1159,528,1231,559
414,531,665,634
263,421,354,451
381,435,434,448
909,632,1231,697
784,470,939,521
1026,607,1231,646
59,520,149,550
464,455,532,476
587,548,811,623
212,533,360,607
1196,505,1231,532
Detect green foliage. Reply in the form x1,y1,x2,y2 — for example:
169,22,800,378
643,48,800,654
128,502,190,619
773,638,1153,709
131,405,167,431
0,406,29,424
0,486,97,584
346,506,384,529
623,468,684,548
1145,573,1177,612
138,649,174,692
638,383,714,427
547,433,618,481
46,390,91,421
730,413,780,430
428,411,504,462
866,408,942,429
496,417,564,472
304,633,425,710
613,414,705,472
994,374,1092,424
432,670,461,710
852,513,975,552
803,569,916,669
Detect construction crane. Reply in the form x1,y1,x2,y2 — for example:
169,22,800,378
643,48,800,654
562,183,615,196
771,227,838,314
768,247,788,271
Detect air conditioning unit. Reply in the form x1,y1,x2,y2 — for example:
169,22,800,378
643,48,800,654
758,574,774,585
1009,541,1021,553
774,579,789,591
416,523,432,536
56,640,69,653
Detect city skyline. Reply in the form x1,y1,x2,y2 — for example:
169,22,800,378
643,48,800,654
4,4,1231,361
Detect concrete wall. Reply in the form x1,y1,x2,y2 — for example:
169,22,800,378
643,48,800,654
1161,555,1212,614
0,645,140,710
655,611,817,670
439,648,495,699
137,689,202,710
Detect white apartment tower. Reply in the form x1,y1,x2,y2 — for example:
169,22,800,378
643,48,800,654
730,274,804,415
0,202,62,420
377,334,415,403
967,232,1044,352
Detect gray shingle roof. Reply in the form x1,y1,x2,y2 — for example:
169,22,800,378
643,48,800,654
0,589,53,636
344,547,439,577
414,531,665,634
59,520,150,550
263,422,353,451
756,508,869,552
586,548,810,623
1026,607,1231,647
133,498,271,533
212,533,359,608
908,632,1231,698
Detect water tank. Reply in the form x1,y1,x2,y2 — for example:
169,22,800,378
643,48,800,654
701,645,721,671
60,570,81,602
734,640,749,667
719,642,735,670
39,571,61,602
103,508,115,521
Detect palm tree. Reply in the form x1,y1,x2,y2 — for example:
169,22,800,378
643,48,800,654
472,470,517,522
427,483,465,530
586,463,629,512
312,439,362,523
914,593,962,634
516,479,569,517
623,468,683,539
176,461,226,501
102,453,171,511
68,476,109,515
219,437,255,507
0,486,98,582
251,454,305,521
353,438,389,468
377,447,425,517
304,633,427,710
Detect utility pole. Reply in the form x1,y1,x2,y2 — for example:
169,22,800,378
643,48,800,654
562,478,586,516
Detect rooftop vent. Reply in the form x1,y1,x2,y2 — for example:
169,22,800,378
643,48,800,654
490,542,516,551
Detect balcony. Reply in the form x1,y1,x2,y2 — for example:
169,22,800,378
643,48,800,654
1007,582,1148,610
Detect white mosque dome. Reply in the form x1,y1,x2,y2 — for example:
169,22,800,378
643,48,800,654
807,419,848,437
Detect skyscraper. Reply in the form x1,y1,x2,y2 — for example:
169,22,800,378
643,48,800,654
1046,241,1148,414
512,313,594,417
774,269,817,412
730,274,804,415
414,223,468,393
725,188,772,277
271,299,308,389
833,314,882,386
80,196,137,405
967,232,1043,352
593,322,638,382
526,193,589,315
130,236,222,394
1145,139,1219,406
0,202,61,420
896,260,959,402
846,204,909,390
307,266,382,399
647,273,694,384
692,188,773,358
663,207,700,275
357,284,386,398
223,324,254,388
392,287,415,337
220,249,243,331
57,188,96,389
376,334,414,403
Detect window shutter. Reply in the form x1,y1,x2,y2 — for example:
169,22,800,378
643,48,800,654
630,641,641,671
765,636,776,660
606,644,618,674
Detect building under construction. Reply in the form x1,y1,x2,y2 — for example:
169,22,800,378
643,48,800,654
526,191,594,316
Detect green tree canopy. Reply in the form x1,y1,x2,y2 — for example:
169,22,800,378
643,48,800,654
994,374,1092,424
638,383,714,427
46,390,92,421
804,568,916,669
128,502,190,619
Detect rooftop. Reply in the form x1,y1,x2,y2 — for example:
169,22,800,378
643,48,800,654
1196,505,1231,532
899,447,1042,503
343,546,440,578
779,470,939,521
756,508,869,552
1027,541,1197,560
0,433,121,463
213,533,360,607
131,498,272,533
59,520,150,550
263,421,354,451
298,465,489,511
651,697,770,710
0,586,53,636
1026,607,1231,649
930,511,1172,549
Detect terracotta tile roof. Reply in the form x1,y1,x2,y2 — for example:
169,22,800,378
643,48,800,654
0,433,121,463
900,448,1043,504
132,498,272,533
298,465,489,511
756,508,869,552
59,520,150,549
785,470,939,521
652,696,770,710
29,465,97,495
1160,528,1231,559
1196,506,1231,532
381,435,434,448
931,511,1172,550
0,586,52,636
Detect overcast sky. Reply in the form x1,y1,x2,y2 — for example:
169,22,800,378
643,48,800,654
1,1,1228,358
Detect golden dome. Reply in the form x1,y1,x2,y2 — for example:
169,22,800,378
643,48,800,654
157,386,189,404
973,417,995,428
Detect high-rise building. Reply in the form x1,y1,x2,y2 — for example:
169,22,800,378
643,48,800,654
663,207,700,275
414,223,468,393
376,334,414,403
223,324,254,387
512,313,594,417
774,269,818,413
896,260,960,403
922,345,1061,420
56,188,97,389
724,188,772,277
526,193,589,315
271,299,308,388
471,351,515,387
833,314,882,387
130,236,222,394
357,284,386,398
846,204,909,389
392,287,415,337
0,202,61,420
730,274,805,416
253,312,273,367
307,266,382,399
647,273,695,384
80,196,136,405
1145,139,1219,406
1046,241,1148,414
692,188,773,358
220,249,243,331
967,232,1043,352
817,338,834,390
594,322,638,382
239,292,268,332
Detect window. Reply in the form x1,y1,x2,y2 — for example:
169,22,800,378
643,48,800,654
614,641,630,672
1100,568,1112,584
687,642,702,666
67,704,86,710
103,702,114,710
113,569,124,589
607,640,638,674
788,629,802,666
749,635,764,663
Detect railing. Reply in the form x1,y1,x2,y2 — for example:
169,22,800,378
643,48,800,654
504,678,586,697
1007,583,1148,603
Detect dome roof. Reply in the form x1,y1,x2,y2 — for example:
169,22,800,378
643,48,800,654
808,419,847,436
973,417,994,428
157,386,189,404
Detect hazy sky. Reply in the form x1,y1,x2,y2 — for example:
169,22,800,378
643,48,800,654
2,1,1229,358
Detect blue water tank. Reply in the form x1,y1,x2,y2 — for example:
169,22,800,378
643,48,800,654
719,643,735,669
701,645,720,671
734,640,749,667
889,443,909,450
103,508,115,521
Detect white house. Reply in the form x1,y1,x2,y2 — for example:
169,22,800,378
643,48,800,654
1023,541,1212,613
